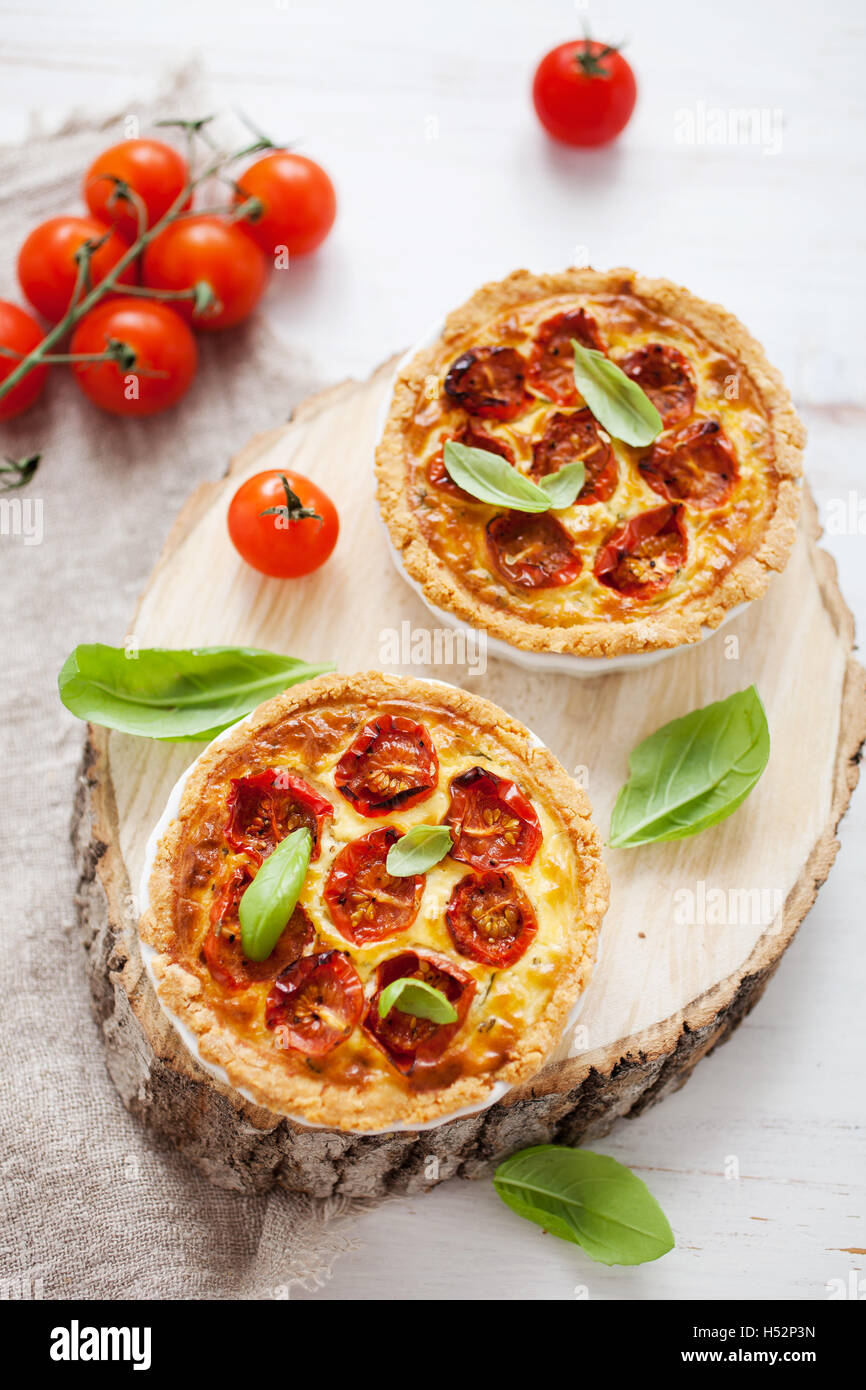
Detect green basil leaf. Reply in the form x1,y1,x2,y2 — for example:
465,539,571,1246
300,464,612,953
537,460,585,509
493,1146,674,1266
443,442,550,512
239,827,312,962
571,341,663,447
609,685,770,849
385,824,452,876
377,977,458,1024
58,644,335,741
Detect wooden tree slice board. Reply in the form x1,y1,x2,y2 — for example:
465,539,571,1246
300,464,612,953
74,359,866,1197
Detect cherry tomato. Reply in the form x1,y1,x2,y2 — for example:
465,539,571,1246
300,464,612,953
444,766,542,871
17,216,137,323
324,828,424,946
0,301,49,420
84,139,189,242
235,151,337,258
526,309,605,404
486,511,582,589
446,870,538,969
530,409,617,504
227,469,339,578
594,504,687,598
225,768,333,862
532,39,637,148
444,346,527,421
334,715,439,817
265,950,364,1056
204,867,314,992
142,216,267,330
639,419,738,510
428,422,515,500
619,344,696,428
69,298,197,417
362,950,476,1075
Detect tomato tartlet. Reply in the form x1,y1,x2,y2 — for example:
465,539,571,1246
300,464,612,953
375,268,805,658
139,673,608,1131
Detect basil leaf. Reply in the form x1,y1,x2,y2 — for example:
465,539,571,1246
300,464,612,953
609,686,770,848
493,1146,674,1267
385,824,452,876
58,644,335,741
239,827,312,962
537,460,585,509
443,442,550,512
571,341,663,447
377,977,458,1024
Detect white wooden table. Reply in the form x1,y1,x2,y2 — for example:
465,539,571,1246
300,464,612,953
3,0,863,1301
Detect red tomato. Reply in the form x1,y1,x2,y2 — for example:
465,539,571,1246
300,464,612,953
530,409,617,504
618,344,696,428
362,950,476,1075
324,828,424,946
334,715,439,817
639,420,737,510
594,504,687,598
84,139,189,242
235,151,336,258
142,216,267,330
17,216,137,323
204,867,314,992
69,298,197,417
444,347,527,421
225,768,333,862
526,309,605,405
486,511,582,589
444,766,542,871
265,950,364,1056
428,422,515,500
446,870,538,969
0,301,49,420
227,469,339,578
532,40,637,147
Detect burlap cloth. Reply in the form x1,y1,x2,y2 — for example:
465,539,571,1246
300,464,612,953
0,69,371,1299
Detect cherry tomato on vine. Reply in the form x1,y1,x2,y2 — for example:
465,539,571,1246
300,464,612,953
17,216,137,323
0,301,49,420
228,469,339,578
84,138,190,242
235,152,336,258
69,298,198,417
142,216,267,331
532,39,637,147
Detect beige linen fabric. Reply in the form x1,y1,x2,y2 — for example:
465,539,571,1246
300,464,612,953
0,69,366,1299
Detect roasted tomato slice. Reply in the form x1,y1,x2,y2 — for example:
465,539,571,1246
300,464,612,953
443,346,526,421
265,950,364,1056
203,866,315,991
444,766,542,871
594,504,687,598
324,827,424,945
618,343,696,428
334,714,439,816
526,309,605,404
225,769,332,862
486,511,582,589
427,422,516,499
640,419,738,510
446,870,538,968
530,408,617,504
362,949,476,1075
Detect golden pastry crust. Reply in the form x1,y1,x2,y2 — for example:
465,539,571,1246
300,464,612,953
140,672,608,1131
376,268,805,657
